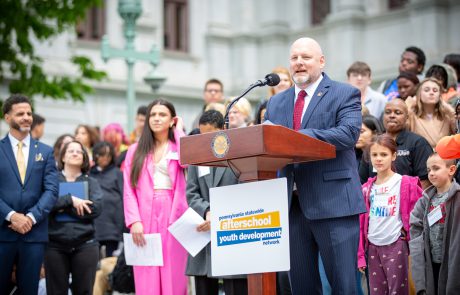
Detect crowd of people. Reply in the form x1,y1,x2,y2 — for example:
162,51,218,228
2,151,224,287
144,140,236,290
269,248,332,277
0,36,459,295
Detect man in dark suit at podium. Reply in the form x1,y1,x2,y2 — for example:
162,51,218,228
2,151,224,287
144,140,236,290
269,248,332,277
265,38,366,294
0,94,58,294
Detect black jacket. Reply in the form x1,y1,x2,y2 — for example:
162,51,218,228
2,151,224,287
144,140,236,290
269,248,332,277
48,173,103,246
90,164,124,242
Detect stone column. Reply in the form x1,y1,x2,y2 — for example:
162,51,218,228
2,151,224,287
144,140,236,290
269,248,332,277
322,0,366,80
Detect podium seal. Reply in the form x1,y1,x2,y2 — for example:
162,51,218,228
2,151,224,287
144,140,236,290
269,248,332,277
211,132,230,158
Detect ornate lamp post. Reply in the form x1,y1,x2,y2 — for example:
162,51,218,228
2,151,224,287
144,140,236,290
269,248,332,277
143,68,167,97
101,0,162,132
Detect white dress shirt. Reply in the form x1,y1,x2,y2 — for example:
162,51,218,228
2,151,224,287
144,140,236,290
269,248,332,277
153,157,173,190
8,132,30,168
364,87,387,119
294,74,324,123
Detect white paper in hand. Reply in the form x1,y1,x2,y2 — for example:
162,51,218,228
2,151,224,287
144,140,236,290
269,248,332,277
123,233,164,266
168,207,211,257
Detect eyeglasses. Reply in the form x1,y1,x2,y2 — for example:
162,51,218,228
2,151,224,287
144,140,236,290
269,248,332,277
67,149,83,155
205,89,222,93
349,73,370,79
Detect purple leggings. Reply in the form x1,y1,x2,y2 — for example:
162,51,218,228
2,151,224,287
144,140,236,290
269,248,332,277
368,238,409,295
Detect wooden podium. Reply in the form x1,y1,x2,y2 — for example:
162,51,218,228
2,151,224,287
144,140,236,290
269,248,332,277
180,124,336,295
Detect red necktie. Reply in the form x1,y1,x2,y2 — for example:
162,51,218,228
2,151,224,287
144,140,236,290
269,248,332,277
293,90,306,131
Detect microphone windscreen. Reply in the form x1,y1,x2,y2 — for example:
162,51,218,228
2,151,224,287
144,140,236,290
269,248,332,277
266,73,280,86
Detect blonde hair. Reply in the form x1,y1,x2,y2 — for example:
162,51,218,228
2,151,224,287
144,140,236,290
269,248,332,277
205,102,226,116
269,66,292,96
226,97,252,122
413,77,454,121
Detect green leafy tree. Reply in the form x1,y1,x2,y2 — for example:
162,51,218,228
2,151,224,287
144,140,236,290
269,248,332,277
0,0,107,115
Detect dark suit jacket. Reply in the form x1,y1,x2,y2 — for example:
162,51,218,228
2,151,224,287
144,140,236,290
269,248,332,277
0,135,58,242
265,73,366,219
185,165,239,277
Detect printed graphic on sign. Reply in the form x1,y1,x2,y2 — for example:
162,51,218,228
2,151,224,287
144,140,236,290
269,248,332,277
210,178,290,276
217,210,282,246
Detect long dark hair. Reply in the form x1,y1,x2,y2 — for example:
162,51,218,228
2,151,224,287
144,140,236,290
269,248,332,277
92,141,116,167
362,115,384,135
254,100,268,125
130,99,177,187
358,115,384,162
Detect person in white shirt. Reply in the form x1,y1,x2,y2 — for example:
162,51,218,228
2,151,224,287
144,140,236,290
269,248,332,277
358,134,422,295
347,61,387,119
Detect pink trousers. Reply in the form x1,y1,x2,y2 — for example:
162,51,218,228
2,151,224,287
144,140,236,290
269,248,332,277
133,190,187,295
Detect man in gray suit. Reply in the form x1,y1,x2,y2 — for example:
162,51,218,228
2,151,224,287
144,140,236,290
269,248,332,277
265,38,366,294
185,110,247,295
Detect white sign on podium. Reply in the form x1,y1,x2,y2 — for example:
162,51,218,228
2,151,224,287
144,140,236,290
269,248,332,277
210,178,290,276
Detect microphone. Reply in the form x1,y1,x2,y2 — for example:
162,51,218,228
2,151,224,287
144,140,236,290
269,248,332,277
254,73,281,87
224,73,281,129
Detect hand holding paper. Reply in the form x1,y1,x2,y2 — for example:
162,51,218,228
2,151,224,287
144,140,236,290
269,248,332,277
168,207,211,257
130,221,146,247
196,211,211,232
123,233,163,266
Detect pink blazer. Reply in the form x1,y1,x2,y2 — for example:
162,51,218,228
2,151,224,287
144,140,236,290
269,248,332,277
357,175,422,268
123,129,188,230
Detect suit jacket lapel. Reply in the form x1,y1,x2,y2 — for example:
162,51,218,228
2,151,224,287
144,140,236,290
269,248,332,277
24,138,37,185
213,167,225,187
0,135,22,184
284,87,295,129
166,141,181,190
146,154,155,183
202,166,213,188
302,74,331,128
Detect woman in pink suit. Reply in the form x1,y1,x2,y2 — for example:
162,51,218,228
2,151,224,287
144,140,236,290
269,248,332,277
123,99,188,295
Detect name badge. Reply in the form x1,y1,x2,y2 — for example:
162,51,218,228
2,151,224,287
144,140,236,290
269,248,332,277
427,205,443,227
198,166,210,177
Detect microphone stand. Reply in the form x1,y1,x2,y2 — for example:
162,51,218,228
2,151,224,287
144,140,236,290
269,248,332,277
224,82,263,129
